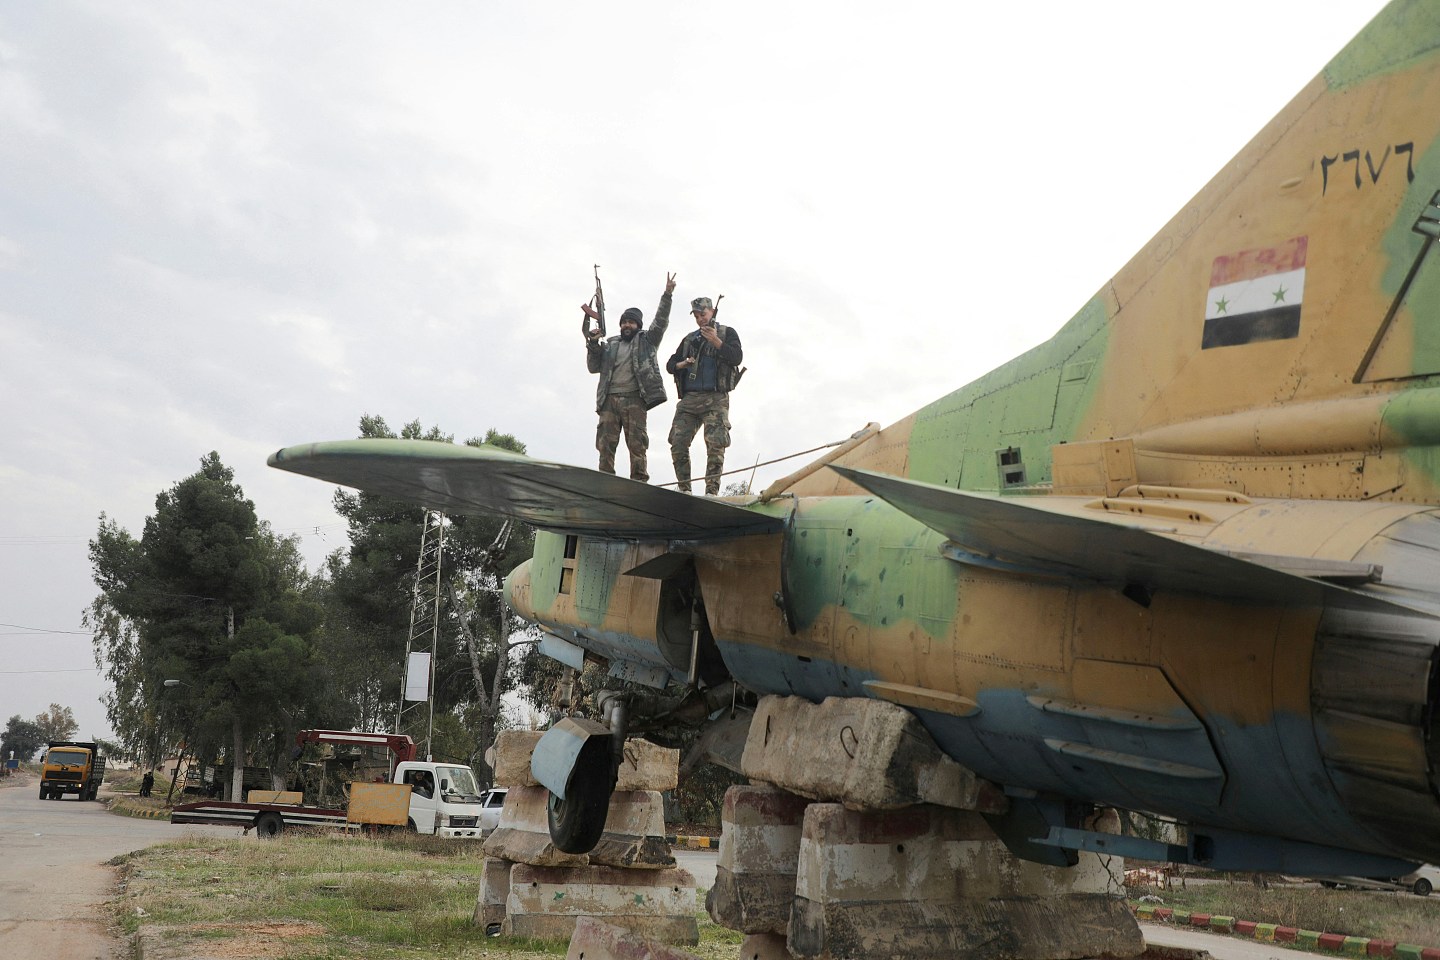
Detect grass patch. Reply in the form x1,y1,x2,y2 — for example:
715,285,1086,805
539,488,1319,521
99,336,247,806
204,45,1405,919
1135,882,1440,948
116,833,740,959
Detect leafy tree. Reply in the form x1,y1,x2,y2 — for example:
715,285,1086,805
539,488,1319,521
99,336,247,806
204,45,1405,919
33,703,78,743
328,416,537,781
1,715,45,761
87,453,325,800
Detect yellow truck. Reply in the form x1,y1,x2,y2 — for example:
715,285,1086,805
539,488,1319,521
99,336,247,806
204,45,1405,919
40,740,107,801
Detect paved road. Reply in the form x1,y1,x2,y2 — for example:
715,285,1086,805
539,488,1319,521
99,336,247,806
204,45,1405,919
1143,922,1340,960
0,774,238,960
674,847,717,890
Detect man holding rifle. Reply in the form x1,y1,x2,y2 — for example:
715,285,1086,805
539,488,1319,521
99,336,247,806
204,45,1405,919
583,272,676,482
666,294,743,496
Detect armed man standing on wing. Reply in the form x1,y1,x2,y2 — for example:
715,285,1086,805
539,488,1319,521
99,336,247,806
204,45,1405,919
666,295,743,495
583,272,676,482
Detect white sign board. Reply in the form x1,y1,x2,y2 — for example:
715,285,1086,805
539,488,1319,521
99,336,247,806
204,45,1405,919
403,652,432,703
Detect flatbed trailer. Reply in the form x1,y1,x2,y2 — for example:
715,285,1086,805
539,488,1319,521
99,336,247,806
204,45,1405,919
170,799,350,837
167,730,487,838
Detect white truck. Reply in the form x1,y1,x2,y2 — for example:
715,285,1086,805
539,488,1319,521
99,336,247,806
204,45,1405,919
170,729,490,838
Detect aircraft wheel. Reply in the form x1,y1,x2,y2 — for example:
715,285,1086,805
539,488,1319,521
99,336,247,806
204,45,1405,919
1415,878,1432,897
255,812,284,839
547,748,614,854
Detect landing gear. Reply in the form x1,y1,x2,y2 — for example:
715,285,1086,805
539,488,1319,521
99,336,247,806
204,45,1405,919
547,745,616,854
537,690,627,855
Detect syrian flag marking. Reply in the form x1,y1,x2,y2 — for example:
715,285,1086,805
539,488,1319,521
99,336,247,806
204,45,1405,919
1202,236,1307,349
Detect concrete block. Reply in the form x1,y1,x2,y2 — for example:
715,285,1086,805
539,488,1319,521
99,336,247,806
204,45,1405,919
494,730,544,787
788,803,1142,960
564,917,704,960
472,857,511,928
483,785,589,867
706,784,809,934
589,791,676,870
740,695,1005,813
615,740,681,793
738,933,791,960
494,730,680,791
504,863,699,945
483,785,675,869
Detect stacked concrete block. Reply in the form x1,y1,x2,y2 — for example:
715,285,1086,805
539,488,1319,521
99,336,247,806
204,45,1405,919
564,917,705,960
709,696,1142,960
788,803,1142,960
507,863,697,943
740,695,1006,813
475,729,697,945
491,728,681,793
484,784,673,869
705,783,808,934
474,857,511,930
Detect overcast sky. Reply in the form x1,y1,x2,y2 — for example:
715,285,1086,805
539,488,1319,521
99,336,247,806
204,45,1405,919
0,1,1391,745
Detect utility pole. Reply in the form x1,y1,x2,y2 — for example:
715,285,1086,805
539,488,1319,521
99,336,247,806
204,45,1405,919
398,511,445,760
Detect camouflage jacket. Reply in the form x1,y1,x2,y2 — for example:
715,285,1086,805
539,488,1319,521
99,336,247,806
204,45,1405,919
586,291,672,412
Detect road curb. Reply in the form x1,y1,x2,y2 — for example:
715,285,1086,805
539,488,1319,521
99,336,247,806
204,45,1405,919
665,834,717,849
1132,902,1440,958
108,798,171,821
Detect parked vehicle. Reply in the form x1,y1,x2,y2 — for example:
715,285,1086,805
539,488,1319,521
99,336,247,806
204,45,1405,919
170,730,487,838
1399,864,1439,897
478,787,508,833
1315,864,1440,896
39,741,107,801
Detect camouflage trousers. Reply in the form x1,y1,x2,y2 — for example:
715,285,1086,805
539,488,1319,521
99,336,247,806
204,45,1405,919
597,393,650,482
669,391,730,494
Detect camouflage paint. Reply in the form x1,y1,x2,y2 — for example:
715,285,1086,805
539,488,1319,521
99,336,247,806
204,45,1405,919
275,0,1440,875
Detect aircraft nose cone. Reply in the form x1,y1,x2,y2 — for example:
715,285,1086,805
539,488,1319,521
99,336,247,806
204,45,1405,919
503,560,534,621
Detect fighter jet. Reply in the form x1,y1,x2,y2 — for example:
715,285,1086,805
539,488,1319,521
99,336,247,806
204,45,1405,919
271,0,1440,875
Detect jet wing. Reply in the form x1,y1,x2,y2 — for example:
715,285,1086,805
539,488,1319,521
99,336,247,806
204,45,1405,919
269,439,784,540
831,466,1431,618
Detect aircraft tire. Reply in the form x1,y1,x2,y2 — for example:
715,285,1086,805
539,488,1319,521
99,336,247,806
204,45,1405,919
547,747,615,854
255,812,284,839
1415,878,1432,897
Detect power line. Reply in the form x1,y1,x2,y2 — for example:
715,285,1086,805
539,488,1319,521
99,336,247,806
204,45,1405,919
0,623,90,637
0,667,98,675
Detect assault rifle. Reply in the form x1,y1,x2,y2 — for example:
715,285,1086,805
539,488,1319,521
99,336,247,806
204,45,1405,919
711,293,746,389
582,264,606,340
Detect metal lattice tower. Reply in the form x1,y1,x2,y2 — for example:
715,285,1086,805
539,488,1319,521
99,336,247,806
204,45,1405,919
397,510,445,760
